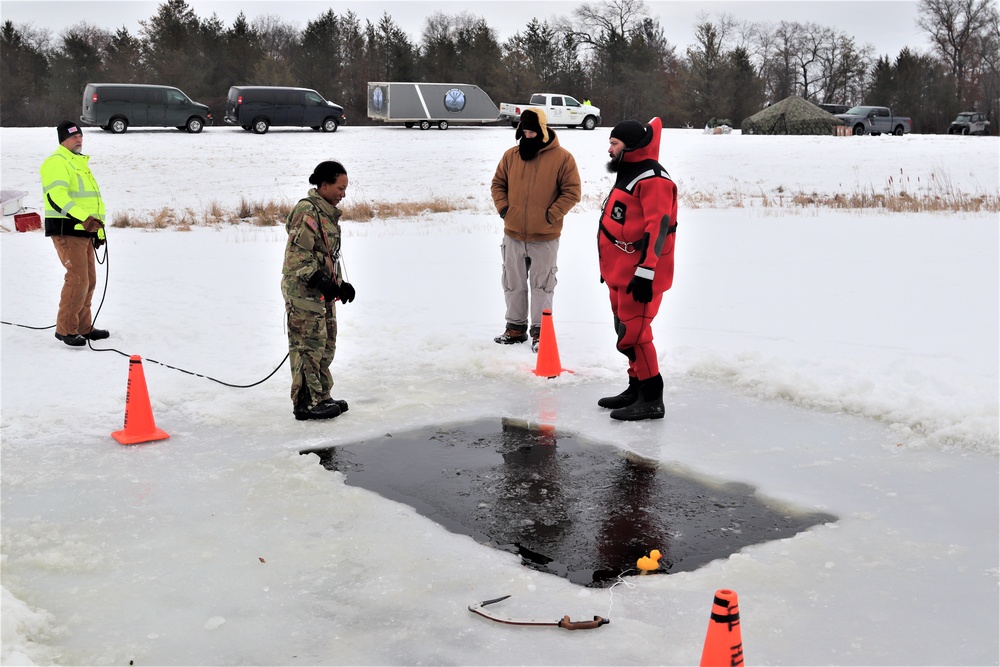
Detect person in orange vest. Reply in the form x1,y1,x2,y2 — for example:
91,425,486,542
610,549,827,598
40,121,109,347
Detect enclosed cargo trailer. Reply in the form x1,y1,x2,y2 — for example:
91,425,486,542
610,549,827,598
367,82,501,130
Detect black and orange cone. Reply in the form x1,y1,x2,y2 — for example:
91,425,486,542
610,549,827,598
699,589,744,667
111,355,170,445
532,309,567,378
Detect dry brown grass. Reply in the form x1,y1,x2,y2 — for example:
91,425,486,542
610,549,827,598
341,196,472,221
685,167,1000,213
683,184,1000,213
107,175,998,230
109,196,476,229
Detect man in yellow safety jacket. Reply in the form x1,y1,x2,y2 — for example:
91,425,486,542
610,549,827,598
41,121,109,347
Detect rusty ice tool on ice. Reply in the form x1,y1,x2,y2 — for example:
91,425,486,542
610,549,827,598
468,595,609,630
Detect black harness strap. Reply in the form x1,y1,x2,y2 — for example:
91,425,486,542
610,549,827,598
600,220,677,254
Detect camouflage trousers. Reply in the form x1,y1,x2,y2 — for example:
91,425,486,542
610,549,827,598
285,297,337,410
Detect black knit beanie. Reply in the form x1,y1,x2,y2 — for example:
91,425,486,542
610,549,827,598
515,108,550,143
610,120,649,150
57,121,82,143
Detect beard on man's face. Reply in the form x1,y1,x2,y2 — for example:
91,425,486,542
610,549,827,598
606,156,621,173
518,134,544,160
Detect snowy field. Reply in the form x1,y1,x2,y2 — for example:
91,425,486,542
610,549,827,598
1,124,998,665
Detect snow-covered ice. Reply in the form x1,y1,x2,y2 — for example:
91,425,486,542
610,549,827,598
1,125,997,665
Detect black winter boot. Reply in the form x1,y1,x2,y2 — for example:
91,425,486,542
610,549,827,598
610,374,664,421
294,401,342,421
318,398,349,413
55,332,86,347
598,376,639,409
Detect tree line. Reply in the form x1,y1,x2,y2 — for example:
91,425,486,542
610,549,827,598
2,0,997,133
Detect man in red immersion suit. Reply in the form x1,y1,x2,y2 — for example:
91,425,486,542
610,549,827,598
597,118,677,421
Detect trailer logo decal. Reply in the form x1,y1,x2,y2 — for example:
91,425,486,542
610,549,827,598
444,88,466,113
371,87,385,113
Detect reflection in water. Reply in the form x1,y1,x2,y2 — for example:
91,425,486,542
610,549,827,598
303,418,836,587
596,454,672,580
495,419,568,552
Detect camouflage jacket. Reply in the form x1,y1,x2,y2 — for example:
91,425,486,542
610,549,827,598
281,189,343,312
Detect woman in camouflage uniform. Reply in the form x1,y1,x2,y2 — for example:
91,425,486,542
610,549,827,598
281,161,356,421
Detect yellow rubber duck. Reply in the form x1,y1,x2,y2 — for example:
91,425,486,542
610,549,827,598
636,549,662,572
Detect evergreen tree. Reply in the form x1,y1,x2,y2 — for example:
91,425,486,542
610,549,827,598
727,46,765,127
48,23,108,122
365,13,417,82
102,27,148,83
336,12,368,116
682,20,727,125
296,10,343,92
198,13,227,106
223,13,263,85
572,0,675,124
868,49,958,132
139,0,204,89
453,14,503,88
420,12,460,81
1,21,51,126
504,19,560,92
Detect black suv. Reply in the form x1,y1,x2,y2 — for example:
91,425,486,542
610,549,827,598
224,86,347,134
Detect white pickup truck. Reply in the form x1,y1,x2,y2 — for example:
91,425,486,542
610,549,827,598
499,93,602,130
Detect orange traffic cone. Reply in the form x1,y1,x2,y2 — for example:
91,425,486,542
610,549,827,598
532,309,567,378
111,355,170,445
699,589,744,667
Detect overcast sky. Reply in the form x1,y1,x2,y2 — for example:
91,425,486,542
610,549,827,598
1,0,927,57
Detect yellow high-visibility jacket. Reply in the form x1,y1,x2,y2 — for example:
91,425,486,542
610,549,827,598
40,145,105,239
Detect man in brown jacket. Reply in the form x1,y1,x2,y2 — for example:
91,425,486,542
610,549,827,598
491,108,581,351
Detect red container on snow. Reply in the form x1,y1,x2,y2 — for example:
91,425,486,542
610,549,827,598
14,212,41,232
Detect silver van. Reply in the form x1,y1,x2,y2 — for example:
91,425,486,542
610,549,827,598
224,86,346,134
80,83,213,134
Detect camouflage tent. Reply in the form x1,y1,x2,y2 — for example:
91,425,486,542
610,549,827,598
741,96,843,135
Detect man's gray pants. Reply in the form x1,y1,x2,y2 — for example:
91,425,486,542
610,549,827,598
500,235,559,332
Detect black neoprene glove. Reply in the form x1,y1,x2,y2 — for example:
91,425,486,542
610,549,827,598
625,268,654,303
338,282,356,303
307,271,339,301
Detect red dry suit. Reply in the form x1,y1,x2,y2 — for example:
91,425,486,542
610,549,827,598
597,117,677,381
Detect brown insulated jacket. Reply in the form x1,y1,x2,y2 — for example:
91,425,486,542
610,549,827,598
491,131,581,242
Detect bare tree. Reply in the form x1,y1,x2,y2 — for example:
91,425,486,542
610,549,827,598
745,20,869,104
979,7,1000,119
814,32,872,104
573,0,648,44
917,0,998,102
758,21,798,100
251,14,299,63
791,23,829,100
